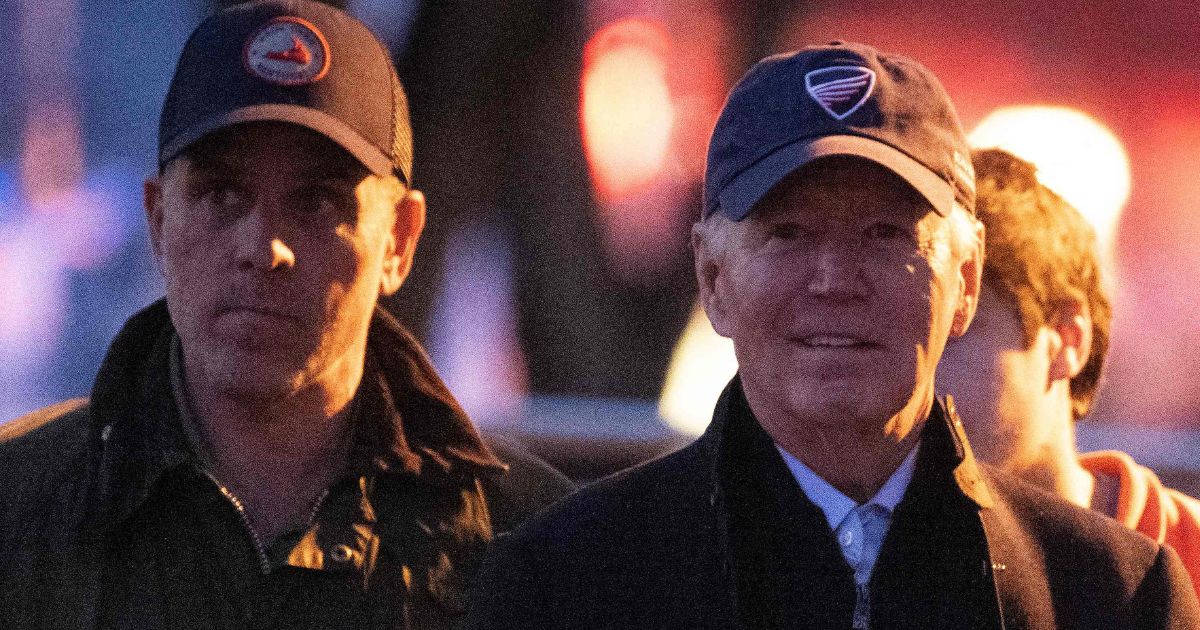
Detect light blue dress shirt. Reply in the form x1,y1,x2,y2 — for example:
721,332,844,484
776,444,919,629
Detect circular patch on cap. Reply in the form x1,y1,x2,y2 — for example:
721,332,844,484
243,17,331,86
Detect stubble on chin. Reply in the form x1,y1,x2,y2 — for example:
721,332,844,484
191,341,308,403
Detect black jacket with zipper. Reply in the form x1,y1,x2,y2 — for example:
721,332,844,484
0,299,573,629
466,377,1199,629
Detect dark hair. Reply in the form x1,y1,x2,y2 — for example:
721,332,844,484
972,148,1111,420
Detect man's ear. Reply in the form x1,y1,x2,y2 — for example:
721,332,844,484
692,223,734,338
1048,299,1092,381
380,188,426,296
950,221,985,338
144,176,166,261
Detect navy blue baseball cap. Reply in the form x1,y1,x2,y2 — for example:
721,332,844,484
703,41,975,221
159,0,413,184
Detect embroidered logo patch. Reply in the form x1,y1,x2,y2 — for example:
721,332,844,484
243,17,331,86
804,66,876,120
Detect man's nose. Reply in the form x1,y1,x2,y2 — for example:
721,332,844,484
234,210,296,273
807,240,865,299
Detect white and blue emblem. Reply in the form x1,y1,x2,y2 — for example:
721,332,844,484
804,66,876,120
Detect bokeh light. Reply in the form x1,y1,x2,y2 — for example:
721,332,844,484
427,223,526,423
0,224,67,360
659,303,737,436
581,18,675,202
969,106,1132,259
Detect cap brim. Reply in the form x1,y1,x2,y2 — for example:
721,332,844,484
159,104,395,179
716,134,956,221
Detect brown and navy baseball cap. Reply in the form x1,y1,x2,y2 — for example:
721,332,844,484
158,0,413,184
703,41,974,221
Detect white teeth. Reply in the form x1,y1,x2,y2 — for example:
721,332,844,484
802,336,861,347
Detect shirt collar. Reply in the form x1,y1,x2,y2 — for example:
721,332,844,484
696,377,991,513
775,442,919,531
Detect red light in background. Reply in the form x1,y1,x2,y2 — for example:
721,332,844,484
21,102,84,210
579,7,730,282
581,18,675,202
19,0,83,209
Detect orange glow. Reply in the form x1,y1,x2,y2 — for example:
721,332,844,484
970,106,1131,262
659,303,737,437
581,18,675,202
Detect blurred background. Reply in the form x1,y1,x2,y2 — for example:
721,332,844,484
0,0,1197,484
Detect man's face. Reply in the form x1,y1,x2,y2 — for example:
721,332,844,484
145,122,422,400
937,284,1056,467
700,157,976,442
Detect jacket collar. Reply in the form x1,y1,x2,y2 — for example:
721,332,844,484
696,376,994,511
697,377,1000,628
81,299,505,537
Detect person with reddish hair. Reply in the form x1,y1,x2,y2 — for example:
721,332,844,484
939,147,1200,596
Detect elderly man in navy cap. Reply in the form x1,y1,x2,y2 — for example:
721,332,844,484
465,42,1198,629
0,2,572,628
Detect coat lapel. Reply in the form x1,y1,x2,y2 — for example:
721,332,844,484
869,404,1004,629
711,384,1010,630
718,384,857,628
977,485,1056,628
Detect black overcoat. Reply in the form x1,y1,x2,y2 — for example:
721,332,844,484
466,379,1199,629
0,300,574,629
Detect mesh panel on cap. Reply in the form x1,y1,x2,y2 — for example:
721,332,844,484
390,64,413,184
